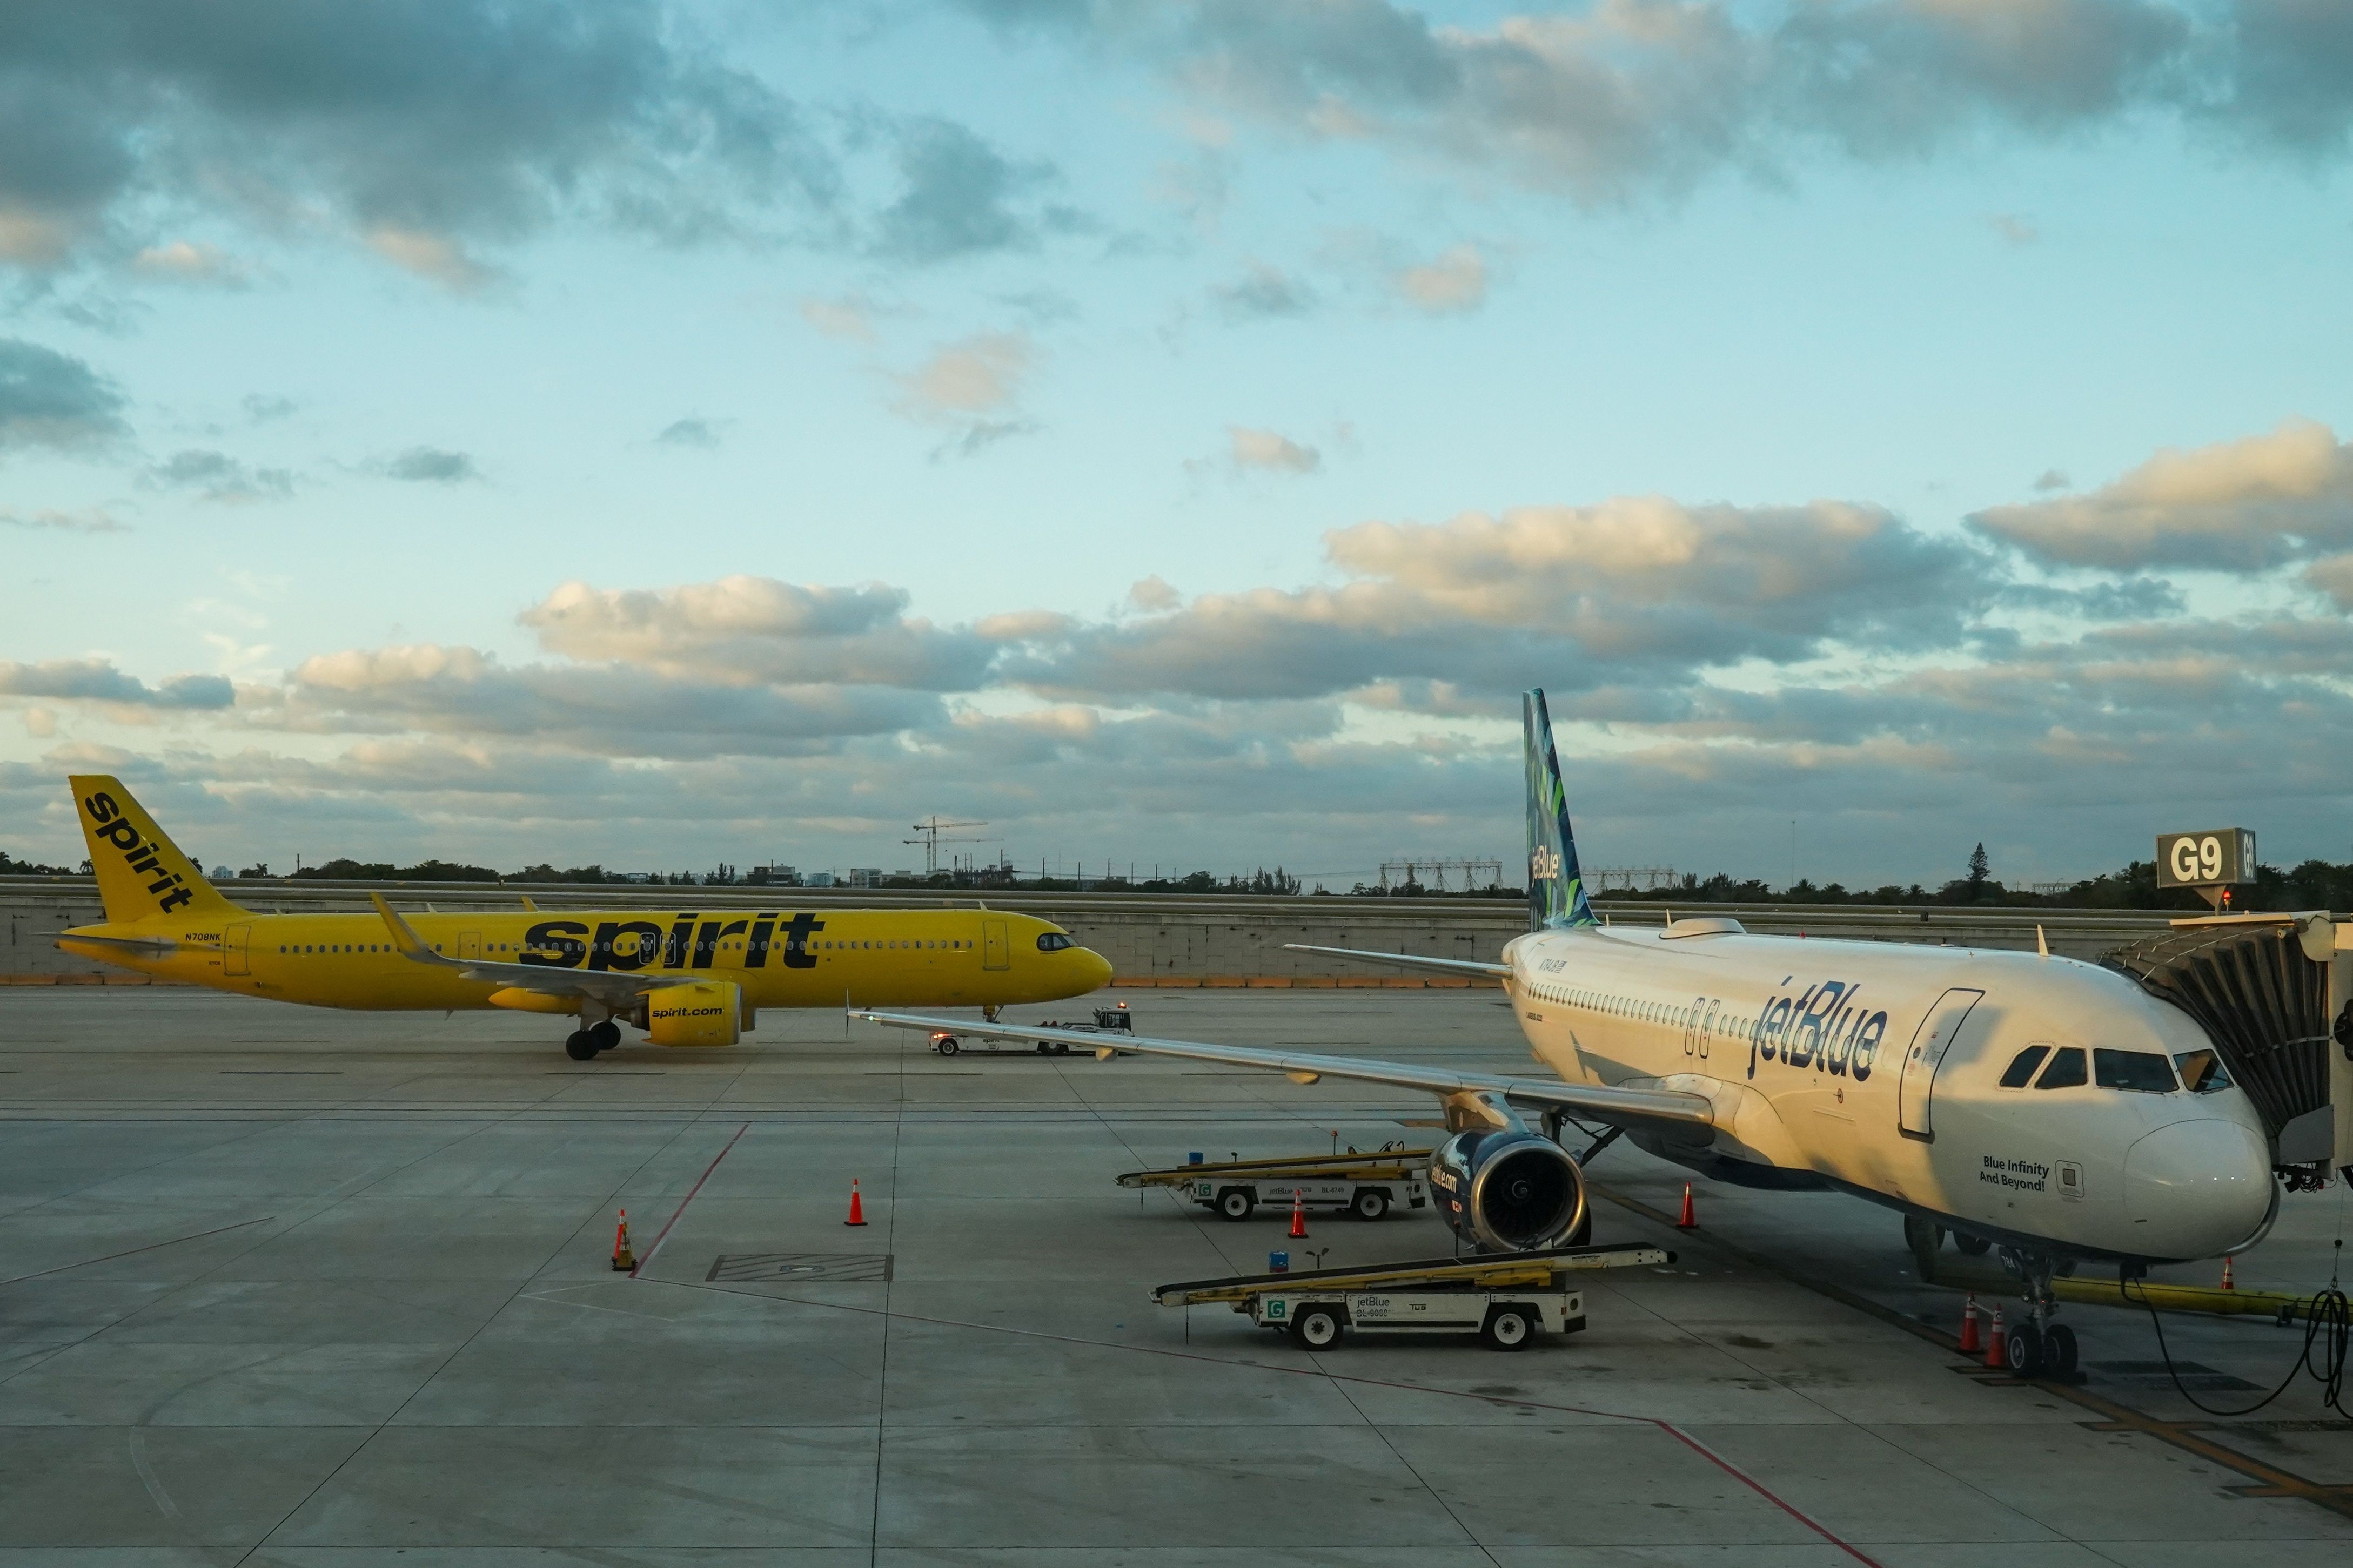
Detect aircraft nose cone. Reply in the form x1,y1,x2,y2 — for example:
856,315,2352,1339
1079,948,1114,991
2124,1119,2272,1260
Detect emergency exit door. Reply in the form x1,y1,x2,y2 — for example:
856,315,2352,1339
982,919,1009,971
1897,987,1984,1140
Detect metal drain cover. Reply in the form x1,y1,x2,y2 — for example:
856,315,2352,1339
707,1252,893,1283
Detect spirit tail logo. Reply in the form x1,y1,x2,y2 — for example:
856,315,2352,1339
70,774,241,925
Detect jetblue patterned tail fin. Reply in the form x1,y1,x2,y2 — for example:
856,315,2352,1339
1523,690,1596,930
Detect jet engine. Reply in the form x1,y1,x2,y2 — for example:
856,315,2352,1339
1430,1129,1588,1251
642,981,742,1047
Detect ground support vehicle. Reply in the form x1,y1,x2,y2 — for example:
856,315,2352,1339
1116,1145,1432,1221
1151,1242,1671,1350
930,1005,1134,1057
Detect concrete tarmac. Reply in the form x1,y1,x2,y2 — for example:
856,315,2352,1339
2,986,2349,1565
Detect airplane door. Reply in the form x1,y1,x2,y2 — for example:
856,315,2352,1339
982,919,1009,971
459,931,481,962
1897,987,1984,1140
224,923,251,977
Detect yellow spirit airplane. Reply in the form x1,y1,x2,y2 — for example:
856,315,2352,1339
55,775,1111,1059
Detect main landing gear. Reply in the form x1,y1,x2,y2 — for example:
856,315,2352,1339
565,1019,622,1061
1996,1247,2080,1379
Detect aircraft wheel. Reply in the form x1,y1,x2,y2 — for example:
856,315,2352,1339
936,1036,960,1057
1481,1304,1537,1351
591,1019,621,1052
1954,1232,1993,1256
1217,1187,1255,1222
1291,1304,1343,1350
1054,1041,1071,1056
2003,1321,2046,1378
565,1031,596,1062
2044,1323,2079,1377
1351,1188,1390,1221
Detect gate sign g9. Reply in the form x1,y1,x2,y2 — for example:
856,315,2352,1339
2155,828,2256,889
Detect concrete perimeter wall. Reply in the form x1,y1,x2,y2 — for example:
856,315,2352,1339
1,877,2195,988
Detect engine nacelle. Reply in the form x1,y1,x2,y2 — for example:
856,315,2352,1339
643,981,742,1047
1430,1129,1587,1251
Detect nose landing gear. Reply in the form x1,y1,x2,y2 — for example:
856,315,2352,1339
1996,1248,2081,1380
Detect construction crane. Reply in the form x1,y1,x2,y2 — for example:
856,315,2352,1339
905,817,990,875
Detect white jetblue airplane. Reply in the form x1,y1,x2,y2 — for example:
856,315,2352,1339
860,690,2279,1377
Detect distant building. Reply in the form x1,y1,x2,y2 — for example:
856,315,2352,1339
847,867,882,887
806,871,837,888
210,865,232,880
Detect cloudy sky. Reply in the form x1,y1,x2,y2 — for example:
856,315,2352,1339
3,1,2351,889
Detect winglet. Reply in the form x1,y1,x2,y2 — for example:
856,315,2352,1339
371,893,445,966
2036,923,2049,959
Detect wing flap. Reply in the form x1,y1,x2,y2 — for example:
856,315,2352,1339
852,1008,1714,1136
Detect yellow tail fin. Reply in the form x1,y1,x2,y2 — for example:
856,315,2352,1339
68,775,243,924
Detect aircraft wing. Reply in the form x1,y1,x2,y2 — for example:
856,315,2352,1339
369,893,676,1008
851,1008,1715,1138
1281,943,1510,978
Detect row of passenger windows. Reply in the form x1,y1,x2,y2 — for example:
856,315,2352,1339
1997,1043,2229,1095
1527,982,1755,1040
282,938,973,956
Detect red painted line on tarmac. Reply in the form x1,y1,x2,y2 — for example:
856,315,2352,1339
629,1123,747,1278
677,1278,1886,1561
1652,1420,1887,1567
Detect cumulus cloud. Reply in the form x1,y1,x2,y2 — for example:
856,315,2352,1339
275,642,937,758
0,0,839,278
655,416,729,449
873,118,1072,261
800,295,879,342
1002,496,1988,702
520,575,1001,690
964,1,2353,204
143,448,295,503
0,338,129,453
375,447,479,483
1227,426,1321,473
1395,243,1487,312
892,332,1034,416
1,506,127,534
1211,261,1315,320
129,239,257,287
0,657,232,709
1970,418,2353,570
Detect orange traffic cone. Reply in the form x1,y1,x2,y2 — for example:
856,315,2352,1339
844,1180,868,1227
1983,1306,2006,1369
1289,1188,1308,1239
1957,1294,1981,1355
1675,1182,1697,1229
610,1209,635,1271
2220,1255,2235,1291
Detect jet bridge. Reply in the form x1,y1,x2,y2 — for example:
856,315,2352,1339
2101,912,2353,1182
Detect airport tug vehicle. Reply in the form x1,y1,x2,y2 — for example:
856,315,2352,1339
1117,1146,1432,1222
930,1003,1134,1056
1152,1244,1672,1351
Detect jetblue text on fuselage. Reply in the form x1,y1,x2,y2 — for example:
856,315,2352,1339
1745,975,1888,1082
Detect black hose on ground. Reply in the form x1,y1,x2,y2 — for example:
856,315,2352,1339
2126,1239,2348,1422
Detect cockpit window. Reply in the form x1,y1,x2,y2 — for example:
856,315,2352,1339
2033,1047,2087,1089
1999,1045,2050,1088
1036,932,1075,952
2094,1049,2177,1093
2174,1049,2232,1094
